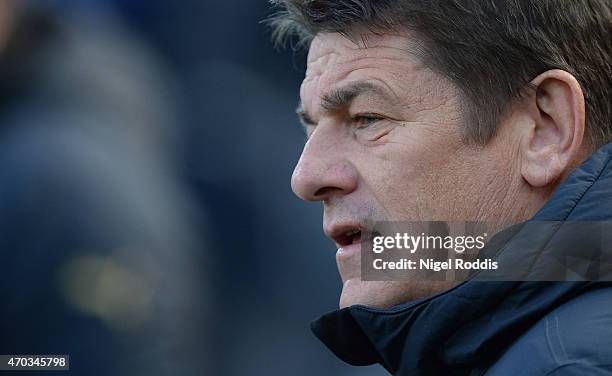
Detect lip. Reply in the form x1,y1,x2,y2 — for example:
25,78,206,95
336,241,361,262
326,222,375,282
325,223,365,248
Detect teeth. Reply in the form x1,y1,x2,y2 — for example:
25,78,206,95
345,229,360,237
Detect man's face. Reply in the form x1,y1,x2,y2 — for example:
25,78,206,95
292,32,523,308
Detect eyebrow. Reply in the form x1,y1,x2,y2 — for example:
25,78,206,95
296,81,392,128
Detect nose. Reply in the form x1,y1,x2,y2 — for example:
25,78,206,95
291,130,358,202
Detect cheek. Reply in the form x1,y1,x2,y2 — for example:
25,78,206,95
350,148,423,220
354,126,468,219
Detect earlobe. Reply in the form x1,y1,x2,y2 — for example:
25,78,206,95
520,69,585,188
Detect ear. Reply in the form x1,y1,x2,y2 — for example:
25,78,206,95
519,69,585,188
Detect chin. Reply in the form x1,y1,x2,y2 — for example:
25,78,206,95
339,279,404,309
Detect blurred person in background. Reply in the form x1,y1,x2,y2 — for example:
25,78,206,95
0,2,209,375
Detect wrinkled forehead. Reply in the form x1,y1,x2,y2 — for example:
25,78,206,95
306,31,416,72
300,31,424,110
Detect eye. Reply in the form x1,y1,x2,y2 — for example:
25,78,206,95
352,114,383,129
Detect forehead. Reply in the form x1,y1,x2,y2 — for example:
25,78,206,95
307,32,414,64
300,32,423,112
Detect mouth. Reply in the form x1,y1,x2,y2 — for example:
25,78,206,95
327,223,381,248
332,228,363,247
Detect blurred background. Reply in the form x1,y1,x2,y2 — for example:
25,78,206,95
0,1,384,375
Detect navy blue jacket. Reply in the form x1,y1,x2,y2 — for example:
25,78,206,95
312,144,612,375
